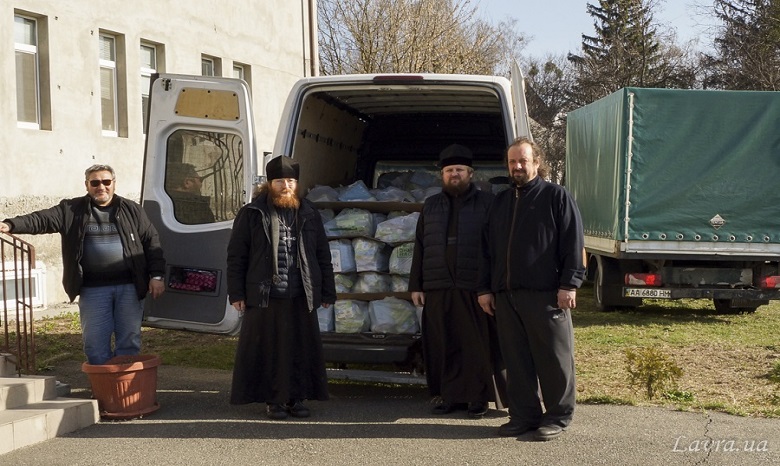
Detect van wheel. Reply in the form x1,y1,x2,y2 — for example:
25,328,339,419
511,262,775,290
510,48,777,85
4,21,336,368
713,299,759,314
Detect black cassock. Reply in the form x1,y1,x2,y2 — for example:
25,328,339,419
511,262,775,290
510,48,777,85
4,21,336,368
230,298,329,405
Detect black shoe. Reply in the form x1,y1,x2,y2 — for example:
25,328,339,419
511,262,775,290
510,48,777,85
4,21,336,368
534,424,564,441
498,421,538,437
286,400,310,418
467,401,488,419
266,403,288,420
431,399,455,415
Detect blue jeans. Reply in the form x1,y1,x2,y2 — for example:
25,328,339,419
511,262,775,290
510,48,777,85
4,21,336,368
78,284,144,364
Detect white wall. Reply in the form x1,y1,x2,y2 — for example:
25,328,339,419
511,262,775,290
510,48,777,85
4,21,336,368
1,0,315,303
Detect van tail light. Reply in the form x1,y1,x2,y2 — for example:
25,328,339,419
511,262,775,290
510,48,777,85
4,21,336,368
625,273,662,286
372,75,425,84
760,275,780,289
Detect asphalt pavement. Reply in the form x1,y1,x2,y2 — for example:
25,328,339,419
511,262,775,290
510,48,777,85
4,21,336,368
2,359,778,465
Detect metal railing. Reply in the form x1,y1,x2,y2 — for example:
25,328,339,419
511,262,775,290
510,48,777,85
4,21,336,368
1,232,37,375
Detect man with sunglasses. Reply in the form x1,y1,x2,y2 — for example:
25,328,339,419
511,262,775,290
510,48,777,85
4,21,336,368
0,164,166,365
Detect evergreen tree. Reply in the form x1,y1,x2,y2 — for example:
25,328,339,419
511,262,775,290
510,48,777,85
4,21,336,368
701,0,780,90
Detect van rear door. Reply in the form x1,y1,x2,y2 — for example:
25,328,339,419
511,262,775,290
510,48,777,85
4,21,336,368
511,62,533,140
141,74,256,334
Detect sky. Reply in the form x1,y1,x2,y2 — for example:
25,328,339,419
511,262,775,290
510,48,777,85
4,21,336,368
478,0,714,58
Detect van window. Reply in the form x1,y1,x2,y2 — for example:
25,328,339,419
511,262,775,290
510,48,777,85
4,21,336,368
164,129,244,224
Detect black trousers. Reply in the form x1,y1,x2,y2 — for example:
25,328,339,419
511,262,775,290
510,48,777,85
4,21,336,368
494,289,576,427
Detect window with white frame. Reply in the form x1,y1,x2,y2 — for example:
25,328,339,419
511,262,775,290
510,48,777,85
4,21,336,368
202,57,215,76
232,64,244,80
99,34,118,135
140,43,157,134
14,15,40,128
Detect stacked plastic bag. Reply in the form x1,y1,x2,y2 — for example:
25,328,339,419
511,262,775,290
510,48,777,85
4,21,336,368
308,174,429,335
317,297,420,334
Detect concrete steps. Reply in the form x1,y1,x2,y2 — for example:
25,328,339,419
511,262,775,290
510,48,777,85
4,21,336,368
0,354,99,455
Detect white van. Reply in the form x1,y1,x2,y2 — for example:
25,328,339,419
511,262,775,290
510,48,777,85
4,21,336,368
141,67,532,372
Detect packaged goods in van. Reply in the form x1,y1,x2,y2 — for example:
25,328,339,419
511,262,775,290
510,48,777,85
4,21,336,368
334,273,356,293
412,187,442,202
409,170,438,189
307,185,339,202
324,208,376,238
368,297,420,334
317,305,335,332
329,239,356,273
372,212,388,226
391,275,409,292
319,209,335,223
338,180,375,201
376,171,411,189
352,272,392,293
389,242,415,275
374,212,419,244
372,186,416,203
353,238,391,272
334,299,370,333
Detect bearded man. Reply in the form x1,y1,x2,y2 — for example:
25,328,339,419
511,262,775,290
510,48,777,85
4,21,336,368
478,137,585,441
409,144,506,419
227,156,336,420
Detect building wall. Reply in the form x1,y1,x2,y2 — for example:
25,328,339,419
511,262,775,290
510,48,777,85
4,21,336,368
1,0,315,303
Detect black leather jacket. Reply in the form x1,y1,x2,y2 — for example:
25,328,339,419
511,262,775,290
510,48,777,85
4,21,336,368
4,195,166,301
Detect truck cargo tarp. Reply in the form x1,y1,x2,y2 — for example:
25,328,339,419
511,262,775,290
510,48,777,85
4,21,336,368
566,87,780,245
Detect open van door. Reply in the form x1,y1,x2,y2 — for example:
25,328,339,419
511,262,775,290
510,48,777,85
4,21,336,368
510,62,533,141
140,74,256,334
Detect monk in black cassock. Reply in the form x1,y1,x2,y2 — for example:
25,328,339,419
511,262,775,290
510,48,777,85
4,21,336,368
409,144,507,419
227,156,336,420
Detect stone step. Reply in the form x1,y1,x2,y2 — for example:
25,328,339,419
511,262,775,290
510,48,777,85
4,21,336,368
0,375,57,412
0,397,99,455
0,353,18,377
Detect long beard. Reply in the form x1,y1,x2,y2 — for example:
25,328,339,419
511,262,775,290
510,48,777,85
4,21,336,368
442,180,470,197
270,188,300,209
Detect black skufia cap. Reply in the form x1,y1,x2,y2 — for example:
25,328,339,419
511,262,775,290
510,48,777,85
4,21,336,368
266,156,299,180
438,144,473,168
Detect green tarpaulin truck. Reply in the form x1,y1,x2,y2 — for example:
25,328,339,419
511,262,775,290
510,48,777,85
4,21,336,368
566,87,780,313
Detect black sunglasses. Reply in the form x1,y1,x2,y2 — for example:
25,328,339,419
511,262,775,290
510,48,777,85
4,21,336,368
89,179,113,187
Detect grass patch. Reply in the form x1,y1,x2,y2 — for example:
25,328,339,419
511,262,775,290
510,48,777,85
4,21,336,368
26,283,780,418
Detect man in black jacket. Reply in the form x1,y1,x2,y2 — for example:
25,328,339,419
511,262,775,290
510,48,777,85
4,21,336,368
1,164,166,364
227,156,336,420
478,138,585,441
410,144,506,419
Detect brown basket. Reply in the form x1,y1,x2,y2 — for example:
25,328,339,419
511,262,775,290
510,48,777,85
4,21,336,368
82,354,161,420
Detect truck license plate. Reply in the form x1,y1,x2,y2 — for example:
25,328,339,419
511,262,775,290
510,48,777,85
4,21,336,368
624,288,671,298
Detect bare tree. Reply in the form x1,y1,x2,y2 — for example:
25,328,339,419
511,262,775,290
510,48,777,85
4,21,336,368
524,55,577,183
701,0,780,90
318,0,526,75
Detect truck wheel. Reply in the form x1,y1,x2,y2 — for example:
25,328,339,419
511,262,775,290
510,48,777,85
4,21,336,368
594,258,617,312
713,299,759,314
594,256,641,312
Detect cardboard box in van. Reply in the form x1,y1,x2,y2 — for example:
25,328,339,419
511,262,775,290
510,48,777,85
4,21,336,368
141,68,532,372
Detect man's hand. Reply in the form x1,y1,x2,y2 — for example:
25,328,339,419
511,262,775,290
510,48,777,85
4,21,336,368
148,279,165,299
477,293,495,316
557,289,576,310
411,291,425,307
0,222,10,233
232,300,246,313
